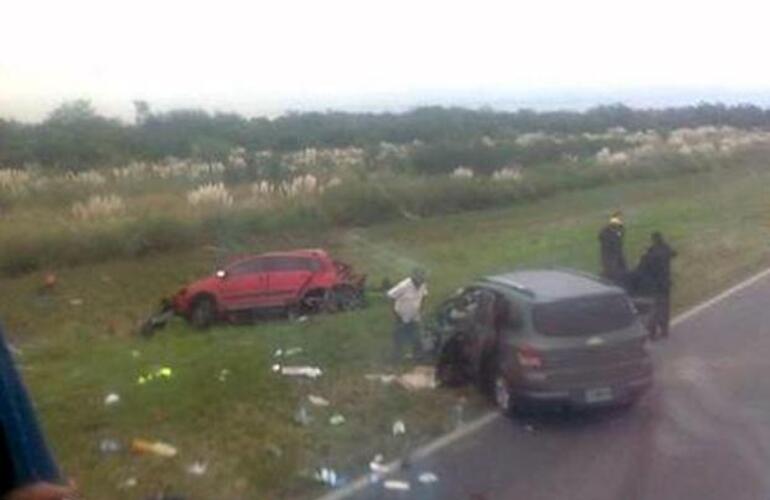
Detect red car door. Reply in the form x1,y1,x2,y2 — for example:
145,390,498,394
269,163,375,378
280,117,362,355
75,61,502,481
219,258,269,310
264,256,316,305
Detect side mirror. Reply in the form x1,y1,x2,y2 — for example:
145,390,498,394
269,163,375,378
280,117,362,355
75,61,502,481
216,269,227,279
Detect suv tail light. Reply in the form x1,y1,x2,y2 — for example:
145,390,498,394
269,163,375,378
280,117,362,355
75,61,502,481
517,345,543,369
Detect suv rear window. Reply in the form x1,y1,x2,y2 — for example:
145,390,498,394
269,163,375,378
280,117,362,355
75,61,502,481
533,294,634,337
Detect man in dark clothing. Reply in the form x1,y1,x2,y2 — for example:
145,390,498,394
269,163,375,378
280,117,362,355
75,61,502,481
598,212,628,286
636,232,678,339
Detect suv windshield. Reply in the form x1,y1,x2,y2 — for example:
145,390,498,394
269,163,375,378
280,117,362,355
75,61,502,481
533,294,634,337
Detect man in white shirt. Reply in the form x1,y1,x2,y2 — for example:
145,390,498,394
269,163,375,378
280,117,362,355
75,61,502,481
387,268,428,362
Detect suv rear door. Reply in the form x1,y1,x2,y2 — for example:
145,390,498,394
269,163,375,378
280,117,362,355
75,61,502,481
529,293,648,386
264,256,319,305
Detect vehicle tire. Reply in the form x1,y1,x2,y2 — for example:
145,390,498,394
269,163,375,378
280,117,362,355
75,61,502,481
190,296,216,330
493,373,516,417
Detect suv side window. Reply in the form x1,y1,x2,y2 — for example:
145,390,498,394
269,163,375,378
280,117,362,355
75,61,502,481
229,258,264,276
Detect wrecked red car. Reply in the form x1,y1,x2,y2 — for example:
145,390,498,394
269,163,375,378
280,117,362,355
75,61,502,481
171,249,366,328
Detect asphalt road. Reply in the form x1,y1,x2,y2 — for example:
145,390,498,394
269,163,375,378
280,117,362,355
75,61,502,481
351,272,770,500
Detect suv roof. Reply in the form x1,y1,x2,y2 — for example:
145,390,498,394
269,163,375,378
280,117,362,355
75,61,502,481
481,269,623,303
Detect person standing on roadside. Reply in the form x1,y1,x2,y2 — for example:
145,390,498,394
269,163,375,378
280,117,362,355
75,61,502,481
387,268,428,362
598,211,628,286
637,232,678,339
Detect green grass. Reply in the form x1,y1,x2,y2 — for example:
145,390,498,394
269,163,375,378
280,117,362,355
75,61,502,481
3,164,770,499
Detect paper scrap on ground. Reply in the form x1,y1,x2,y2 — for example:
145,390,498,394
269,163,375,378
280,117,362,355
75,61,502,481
186,461,208,476
131,438,178,458
329,413,346,426
392,420,406,436
315,467,339,487
278,366,322,379
308,395,330,407
104,393,121,406
418,472,439,484
397,366,437,390
364,373,397,384
384,480,411,491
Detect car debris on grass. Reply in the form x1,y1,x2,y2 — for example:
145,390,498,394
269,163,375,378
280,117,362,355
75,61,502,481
274,365,323,378
131,438,178,458
308,394,330,407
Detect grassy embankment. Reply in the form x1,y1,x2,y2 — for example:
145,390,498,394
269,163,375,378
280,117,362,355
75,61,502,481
1,164,770,499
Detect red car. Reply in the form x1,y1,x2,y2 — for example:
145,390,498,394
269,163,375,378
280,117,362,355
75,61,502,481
171,249,366,328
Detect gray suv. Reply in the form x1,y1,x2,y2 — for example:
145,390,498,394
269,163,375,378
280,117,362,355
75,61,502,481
431,268,653,414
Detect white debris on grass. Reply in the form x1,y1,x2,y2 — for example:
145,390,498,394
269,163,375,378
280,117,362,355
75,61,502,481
329,414,346,426
104,393,121,406
364,373,397,384
392,420,406,436
186,461,208,476
308,395,330,407
418,472,439,484
383,480,411,491
397,365,437,390
314,467,339,487
277,366,322,379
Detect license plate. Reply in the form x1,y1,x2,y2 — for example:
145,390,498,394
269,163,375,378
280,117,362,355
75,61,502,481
585,387,613,403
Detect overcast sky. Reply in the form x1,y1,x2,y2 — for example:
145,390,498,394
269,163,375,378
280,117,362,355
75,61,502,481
2,0,769,122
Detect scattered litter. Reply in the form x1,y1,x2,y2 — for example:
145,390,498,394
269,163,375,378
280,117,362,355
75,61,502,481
418,472,439,484
397,366,437,390
308,395,330,407
264,443,283,458
186,461,208,476
314,467,339,487
218,369,231,382
365,373,397,384
99,438,122,454
69,298,84,307
392,420,406,436
294,405,312,426
118,477,138,489
137,366,174,385
296,315,309,323
274,347,304,358
104,393,121,406
272,364,281,373
278,366,322,379
329,414,346,426
369,454,389,473
383,480,411,491
139,306,174,338
131,438,178,458
524,424,535,433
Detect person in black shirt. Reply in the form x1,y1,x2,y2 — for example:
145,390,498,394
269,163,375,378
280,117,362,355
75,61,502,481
636,232,678,339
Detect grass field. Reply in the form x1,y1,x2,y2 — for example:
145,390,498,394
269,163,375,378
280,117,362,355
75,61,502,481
2,164,770,499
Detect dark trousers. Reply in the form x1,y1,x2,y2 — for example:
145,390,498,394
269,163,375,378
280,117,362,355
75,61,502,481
647,294,671,338
392,319,422,362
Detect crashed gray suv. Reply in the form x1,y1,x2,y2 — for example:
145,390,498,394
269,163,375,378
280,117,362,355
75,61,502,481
432,269,653,414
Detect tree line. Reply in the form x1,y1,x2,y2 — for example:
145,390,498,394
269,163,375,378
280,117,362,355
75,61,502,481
2,100,770,170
